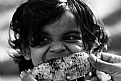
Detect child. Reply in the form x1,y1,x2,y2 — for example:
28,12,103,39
8,0,121,81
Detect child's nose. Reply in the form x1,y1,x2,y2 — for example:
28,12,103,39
50,42,66,53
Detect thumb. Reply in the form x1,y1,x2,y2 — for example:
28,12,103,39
20,71,37,81
89,54,114,74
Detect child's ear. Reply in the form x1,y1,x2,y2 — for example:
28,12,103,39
23,53,31,60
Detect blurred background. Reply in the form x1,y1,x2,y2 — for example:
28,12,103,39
0,0,121,81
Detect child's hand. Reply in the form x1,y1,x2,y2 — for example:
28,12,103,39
89,52,121,81
20,71,37,81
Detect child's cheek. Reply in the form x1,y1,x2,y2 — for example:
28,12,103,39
64,41,84,53
30,45,50,66
31,52,43,66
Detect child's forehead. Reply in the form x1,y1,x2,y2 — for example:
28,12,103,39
42,11,80,35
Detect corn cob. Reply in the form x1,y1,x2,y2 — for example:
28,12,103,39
27,52,91,81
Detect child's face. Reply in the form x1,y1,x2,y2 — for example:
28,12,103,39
24,12,84,66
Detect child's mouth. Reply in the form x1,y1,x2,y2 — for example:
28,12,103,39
27,52,91,81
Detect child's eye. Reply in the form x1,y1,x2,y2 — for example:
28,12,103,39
29,36,51,47
37,37,51,45
42,37,49,41
64,35,82,43
65,36,76,40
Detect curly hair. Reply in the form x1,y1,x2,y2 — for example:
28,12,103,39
8,0,110,72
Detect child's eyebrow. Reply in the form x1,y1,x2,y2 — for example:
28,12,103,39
64,30,81,35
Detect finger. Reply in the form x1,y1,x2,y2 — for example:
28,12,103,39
20,71,37,81
89,54,114,74
100,52,121,63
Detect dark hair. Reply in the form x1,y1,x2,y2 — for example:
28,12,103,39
9,0,110,72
